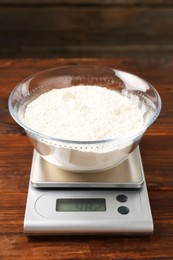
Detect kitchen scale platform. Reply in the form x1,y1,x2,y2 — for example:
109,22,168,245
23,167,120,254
24,147,153,235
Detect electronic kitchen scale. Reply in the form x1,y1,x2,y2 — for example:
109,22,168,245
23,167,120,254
24,146,153,235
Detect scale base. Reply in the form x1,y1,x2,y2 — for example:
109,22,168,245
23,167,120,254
24,147,153,235
24,183,153,235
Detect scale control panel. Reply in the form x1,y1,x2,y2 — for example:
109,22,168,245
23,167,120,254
24,183,153,235
35,190,141,219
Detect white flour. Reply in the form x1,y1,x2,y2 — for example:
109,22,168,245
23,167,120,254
24,85,144,141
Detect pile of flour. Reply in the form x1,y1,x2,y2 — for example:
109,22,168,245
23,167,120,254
24,85,144,141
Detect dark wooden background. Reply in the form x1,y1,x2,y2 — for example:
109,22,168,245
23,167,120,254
0,0,173,58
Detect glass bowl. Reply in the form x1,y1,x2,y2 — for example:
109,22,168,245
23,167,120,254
8,65,161,172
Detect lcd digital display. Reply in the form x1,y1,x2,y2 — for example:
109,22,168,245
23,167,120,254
56,198,106,212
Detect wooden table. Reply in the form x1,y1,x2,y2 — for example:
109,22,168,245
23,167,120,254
0,58,173,259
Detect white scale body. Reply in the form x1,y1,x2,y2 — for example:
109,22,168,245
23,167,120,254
24,147,153,235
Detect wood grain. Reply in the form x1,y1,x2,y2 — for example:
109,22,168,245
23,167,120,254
0,58,173,259
1,0,173,5
0,3,173,58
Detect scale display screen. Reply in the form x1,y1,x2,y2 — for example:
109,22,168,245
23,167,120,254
56,198,106,212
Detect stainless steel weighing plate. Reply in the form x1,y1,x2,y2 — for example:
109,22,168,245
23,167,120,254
31,147,144,188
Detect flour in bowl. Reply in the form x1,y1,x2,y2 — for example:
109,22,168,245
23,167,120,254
24,85,144,141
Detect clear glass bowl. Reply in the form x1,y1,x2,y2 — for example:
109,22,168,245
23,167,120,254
8,65,161,172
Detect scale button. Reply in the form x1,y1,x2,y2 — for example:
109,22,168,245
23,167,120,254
116,194,128,203
117,206,129,215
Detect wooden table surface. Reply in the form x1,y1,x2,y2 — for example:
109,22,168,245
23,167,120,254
0,58,173,259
